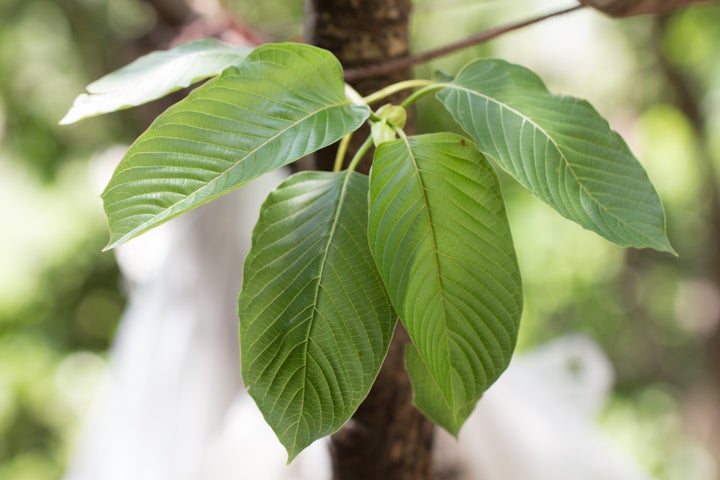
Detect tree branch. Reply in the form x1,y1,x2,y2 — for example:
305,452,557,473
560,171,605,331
343,4,584,82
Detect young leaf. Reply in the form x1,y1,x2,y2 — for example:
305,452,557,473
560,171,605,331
101,43,370,249
239,171,396,461
61,39,252,124
368,132,522,432
438,59,674,254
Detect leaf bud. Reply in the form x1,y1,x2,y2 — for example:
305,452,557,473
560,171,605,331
375,104,407,129
371,120,397,147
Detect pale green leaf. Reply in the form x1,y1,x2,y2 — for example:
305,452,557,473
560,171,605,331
369,132,522,431
60,39,252,124
239,171,396,461
438,59,674,254
101,43,370,249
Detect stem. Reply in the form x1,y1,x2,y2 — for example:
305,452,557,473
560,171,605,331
333,133,354,172
308,2,435,477
344,4,584,82
346,137,374,173
400,84,448,108
362,79,437,105
395,125,409,143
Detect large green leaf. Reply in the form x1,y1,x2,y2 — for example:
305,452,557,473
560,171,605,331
239,171,396,461
61,39,252,124
438,59,674,254
368,132,522,431
101,43,369,249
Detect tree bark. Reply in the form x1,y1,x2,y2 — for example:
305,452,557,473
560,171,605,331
305,0,415,171
304,2,436,479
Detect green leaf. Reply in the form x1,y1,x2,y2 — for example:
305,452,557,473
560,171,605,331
405,343,473,436
368,132,522,432
60,39,252,124
438,59,674,254
101,43,370,249
239,171,396,461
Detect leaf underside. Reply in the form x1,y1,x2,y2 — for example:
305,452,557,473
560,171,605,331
101,42,369,249
405,343,472,436
438,59,674,254
368,132,522,433
60,38,252,124
239,171,396,461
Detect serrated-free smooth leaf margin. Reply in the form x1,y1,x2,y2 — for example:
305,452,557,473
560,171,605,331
239,171,396,461
369,133,522,426
101,43,370,249
438,59,674,253
405,343,472,436
61,39,252,124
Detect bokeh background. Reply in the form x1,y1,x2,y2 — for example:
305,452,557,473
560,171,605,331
1,0,720,478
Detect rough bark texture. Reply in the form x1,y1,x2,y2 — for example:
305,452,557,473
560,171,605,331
304,2,436,479
305,0,415,172
330,325,436,480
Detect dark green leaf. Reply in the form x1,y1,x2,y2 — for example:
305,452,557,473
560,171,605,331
239,171,396,461
101,43,369,249
438,59,674,253
368,132,522,432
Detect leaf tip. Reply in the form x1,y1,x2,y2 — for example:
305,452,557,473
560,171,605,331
101,239,119,252
102,232,130,252
285,449,299,465
663,243,679,257
446,426,461,439
59,108,81,126
283,440,308,465
650,235,677,257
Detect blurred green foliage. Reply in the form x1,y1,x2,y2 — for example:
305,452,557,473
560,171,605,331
1,0,719,479
0,0,143,478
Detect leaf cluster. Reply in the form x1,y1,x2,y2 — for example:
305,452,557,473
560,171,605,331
62,40,673,460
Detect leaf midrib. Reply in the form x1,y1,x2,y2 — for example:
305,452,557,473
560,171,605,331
105,100,355,248
401,136,456,409
447,83,658,246
291,171,354,455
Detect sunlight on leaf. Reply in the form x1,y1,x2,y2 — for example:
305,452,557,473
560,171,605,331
60,39,252,124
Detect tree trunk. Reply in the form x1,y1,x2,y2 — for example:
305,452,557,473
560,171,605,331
304,2,436,479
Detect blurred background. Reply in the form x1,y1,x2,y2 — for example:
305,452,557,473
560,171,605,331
1,0,719,478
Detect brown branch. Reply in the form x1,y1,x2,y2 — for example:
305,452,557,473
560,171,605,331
343,4,585,82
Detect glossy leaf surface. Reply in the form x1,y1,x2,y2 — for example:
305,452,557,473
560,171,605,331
239,171,396,460
101,43,369,249
61,39,252,124
438,59,674,253
369,133,522,430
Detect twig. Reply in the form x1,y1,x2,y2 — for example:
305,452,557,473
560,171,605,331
344,4,585,82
